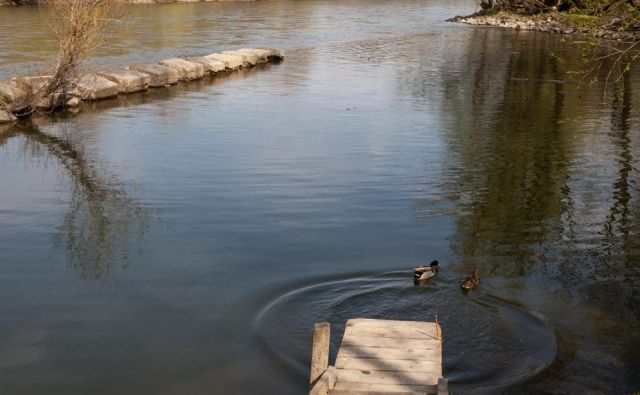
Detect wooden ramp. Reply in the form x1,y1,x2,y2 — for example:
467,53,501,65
309,318,448,395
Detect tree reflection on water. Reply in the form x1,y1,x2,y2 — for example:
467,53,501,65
3,121,150,280
398,28,640,393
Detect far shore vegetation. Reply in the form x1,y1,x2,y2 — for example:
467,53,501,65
460,0,639,84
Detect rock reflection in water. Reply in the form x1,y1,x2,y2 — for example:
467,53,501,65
3,121,150,279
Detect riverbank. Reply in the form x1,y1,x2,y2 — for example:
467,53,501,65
449,10,640,41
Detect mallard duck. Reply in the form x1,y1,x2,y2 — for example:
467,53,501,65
413,260,439,282
460,267,480,291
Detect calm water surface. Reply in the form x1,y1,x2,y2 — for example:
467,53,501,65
1,1,639,394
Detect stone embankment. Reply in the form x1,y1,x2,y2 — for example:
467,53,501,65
1,0,257,5
449,13,577,34
449,11,639,41
0,47,284,124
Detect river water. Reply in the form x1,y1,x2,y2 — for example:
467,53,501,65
1,1,639,394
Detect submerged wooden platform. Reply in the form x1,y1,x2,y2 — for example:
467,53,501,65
309,318,448,395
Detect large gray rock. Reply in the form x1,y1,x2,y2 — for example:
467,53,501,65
0,109,17,124
1,78,49,110
186,57,226,74
0,80,17,104
73,73,119,100
130,64,179,87
222,50,259,66
256,47,286,60
13,76,81,110
235,48,271,63
98,69,150,93
204,53,245,70
158,58,204,81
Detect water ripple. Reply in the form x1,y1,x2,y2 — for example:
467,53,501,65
255,271,557,393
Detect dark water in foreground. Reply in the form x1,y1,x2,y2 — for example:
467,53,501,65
1,1,640,394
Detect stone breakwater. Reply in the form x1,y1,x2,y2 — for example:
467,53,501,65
0,47,284,124
449,13,578,34
1,1,257,5
448,12,639,41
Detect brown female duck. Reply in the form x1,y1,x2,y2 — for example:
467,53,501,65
460,267,480,291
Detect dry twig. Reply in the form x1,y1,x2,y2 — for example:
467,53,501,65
6,0,126,116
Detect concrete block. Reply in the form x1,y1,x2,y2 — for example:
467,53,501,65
15,76,81,110
98,69,150,93
222,50,259,66
256,47,286,60
235,48,271,63
130,64,179,87
0,109,17,124
0,80,19,104
204,53,245,70
186,57,226,74
158,58,204,81
73,73,119,100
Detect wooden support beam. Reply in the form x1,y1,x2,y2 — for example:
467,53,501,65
310,322,331,388
437,378,449,395
309,366,336,395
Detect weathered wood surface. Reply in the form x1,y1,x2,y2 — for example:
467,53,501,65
309,318,445,395
310,366,336,395
328,391,427,395
332,381,436,393
310,322,331,388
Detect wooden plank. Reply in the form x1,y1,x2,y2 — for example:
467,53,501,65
343,325,439,341
328,391,428,395
336,369,440,386
437,378,449,395
310,323,331,387
341,335,440,350
347,318,438,330
310,366,336,395
312,319,444,394
335,357,441,373
337,345,440,361
310,374,330,395
333,381,434,393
